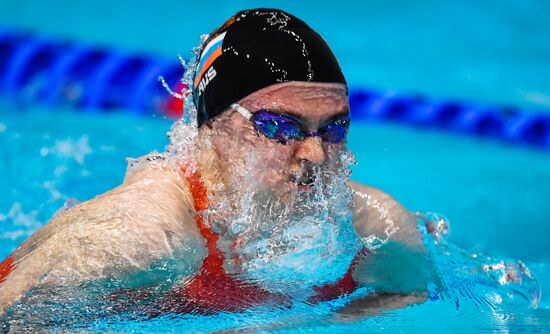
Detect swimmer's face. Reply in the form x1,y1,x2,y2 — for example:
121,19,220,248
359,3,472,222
205,81,349,197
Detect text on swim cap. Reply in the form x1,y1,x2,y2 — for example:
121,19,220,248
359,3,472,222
197,66,217,96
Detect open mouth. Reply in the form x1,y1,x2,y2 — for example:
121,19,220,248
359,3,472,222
288,173,316,191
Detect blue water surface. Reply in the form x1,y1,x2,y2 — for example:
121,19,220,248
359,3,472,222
0,108,549,332
1,0,550,332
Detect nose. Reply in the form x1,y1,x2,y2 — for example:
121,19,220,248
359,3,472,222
294,137,325,165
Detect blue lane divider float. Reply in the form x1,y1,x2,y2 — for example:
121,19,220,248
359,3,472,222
348,90,550,149
0,28,182,116
1,27,549,150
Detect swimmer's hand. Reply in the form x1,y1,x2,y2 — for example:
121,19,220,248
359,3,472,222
345,241,436,314
348,182,441,313
353,241,437,295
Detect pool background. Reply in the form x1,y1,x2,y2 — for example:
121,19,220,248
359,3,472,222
2,0,550,110
1,0,550,326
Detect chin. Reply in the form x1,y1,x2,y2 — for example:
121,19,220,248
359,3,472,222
254,183,291,203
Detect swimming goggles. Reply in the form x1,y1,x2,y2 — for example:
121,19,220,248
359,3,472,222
230,103,350,144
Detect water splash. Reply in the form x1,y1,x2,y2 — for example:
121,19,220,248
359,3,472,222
49,135,92,164
164,38,204,159
158,55,188,101
0,203,42,241
417,212,541,309
356,191,400,250
0,31,545,334
126,40,203,176
200,145,361,295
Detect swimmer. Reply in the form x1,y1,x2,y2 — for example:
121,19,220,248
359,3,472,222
0,8,431,315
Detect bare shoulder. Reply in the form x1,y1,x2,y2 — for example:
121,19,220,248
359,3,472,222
26,157,193,244
0,156,206,313
10,157,200,282
349,181,422,247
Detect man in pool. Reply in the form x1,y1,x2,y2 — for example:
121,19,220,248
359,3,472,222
0,8,430,314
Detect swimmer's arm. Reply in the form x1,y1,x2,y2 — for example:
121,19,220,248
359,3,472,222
350,181,421,247
338,292,427,316
350,181,437,303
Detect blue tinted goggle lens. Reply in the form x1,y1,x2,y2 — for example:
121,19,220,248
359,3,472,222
251,110,349,144
320,118,349,144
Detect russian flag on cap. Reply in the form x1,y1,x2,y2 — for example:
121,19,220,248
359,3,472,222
194,32,226,88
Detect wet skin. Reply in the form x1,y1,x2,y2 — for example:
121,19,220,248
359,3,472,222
197,82,422,246
0,82,427,314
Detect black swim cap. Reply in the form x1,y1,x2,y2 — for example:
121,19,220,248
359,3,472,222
192,8,347,127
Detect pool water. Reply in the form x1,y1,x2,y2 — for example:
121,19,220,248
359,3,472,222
1,0,550,331
1,0,549,110
0,107,548,332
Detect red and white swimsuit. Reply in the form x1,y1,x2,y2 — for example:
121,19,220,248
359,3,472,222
0,165,367,314
164,165,367,312
0,254,14,286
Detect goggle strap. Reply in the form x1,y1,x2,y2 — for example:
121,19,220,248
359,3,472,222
230,103,253,120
